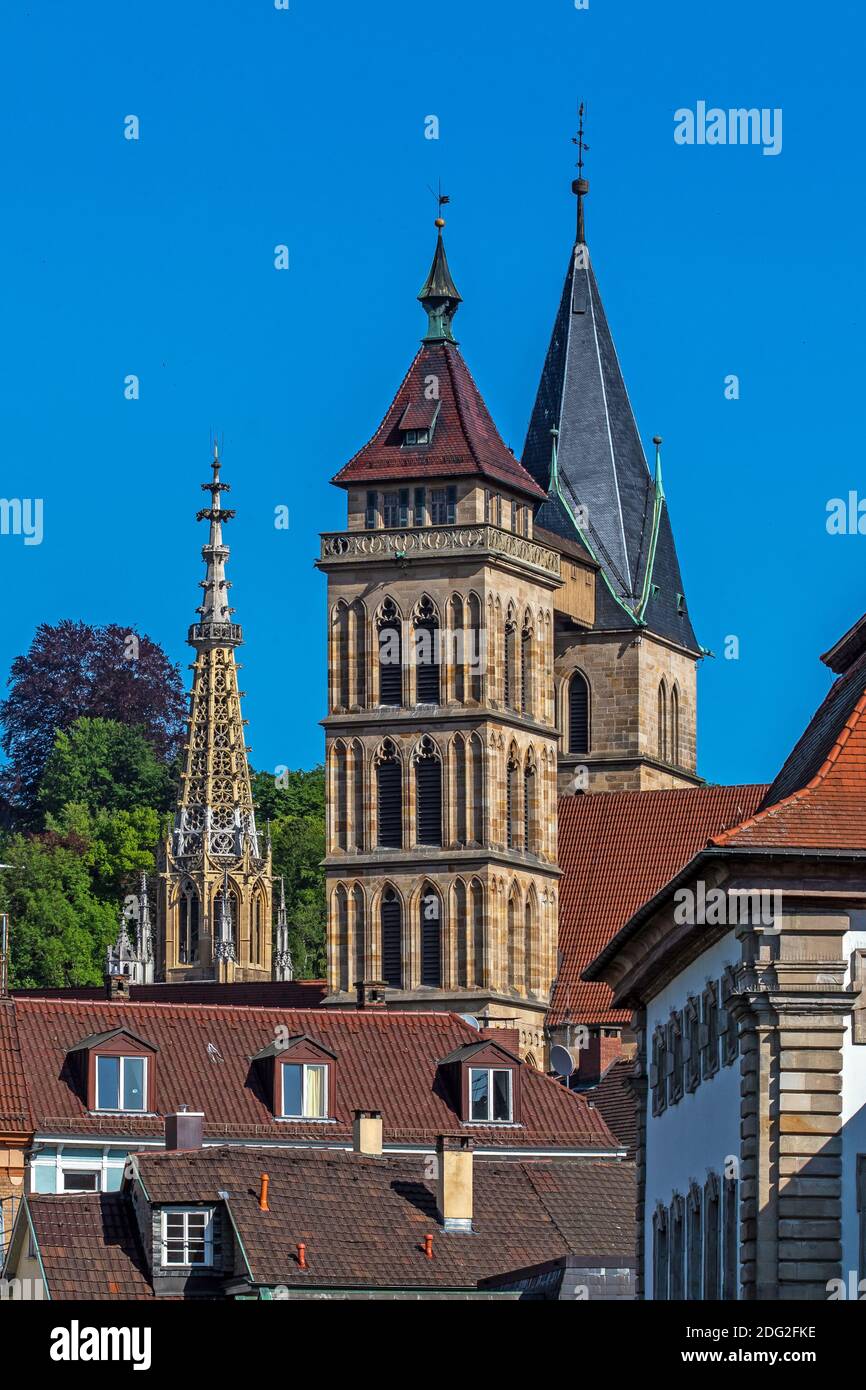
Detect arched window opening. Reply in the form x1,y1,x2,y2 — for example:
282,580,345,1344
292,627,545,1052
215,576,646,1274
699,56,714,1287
351,741,364,852
376,741,402,848
414,596,440,705
658,681,669,761
521,616,532,715
507,890,520,989
469,733,483,845
353,884,366,985
569,672,590,755
414,736,442,847
454,880,468,986
454,736,467,846
334,603,350,711
468,594,483,703
334,742,348,852
335,884,349,991
671,685,680,767
377,599,402,707
450,595,465,705
381,888,402,988
178,881,200,964
471,879,485,987
504,618,518,710
351,601,367,708
524,899,534,995
506,751,519,851
524,761,537,856
420,883,442,987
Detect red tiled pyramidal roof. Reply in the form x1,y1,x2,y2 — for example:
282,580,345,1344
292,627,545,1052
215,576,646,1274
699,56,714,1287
5,998,616,1151
712,647,866,850
331,339,546,499
553,784,768,1027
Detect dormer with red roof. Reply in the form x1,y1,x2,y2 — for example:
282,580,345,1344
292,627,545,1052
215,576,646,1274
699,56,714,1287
318,220,564,1058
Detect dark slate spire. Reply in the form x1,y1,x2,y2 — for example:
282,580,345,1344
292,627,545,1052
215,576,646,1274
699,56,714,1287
523,161,699,653
418,211,462,343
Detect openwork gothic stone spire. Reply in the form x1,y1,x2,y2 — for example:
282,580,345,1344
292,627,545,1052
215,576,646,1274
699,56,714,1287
274,875,293,982
156,444,273,982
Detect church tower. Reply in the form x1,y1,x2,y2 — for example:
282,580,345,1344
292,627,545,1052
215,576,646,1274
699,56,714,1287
319,217,562,1058
156,447,273,983
522,120,703,794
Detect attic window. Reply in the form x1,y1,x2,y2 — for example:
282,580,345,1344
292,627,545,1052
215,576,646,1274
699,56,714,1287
282,1063,328,1119
95,1055,147,1113
469,1067,512,1123
398,400,439,446
676,593,686,615
161,1208,214,1268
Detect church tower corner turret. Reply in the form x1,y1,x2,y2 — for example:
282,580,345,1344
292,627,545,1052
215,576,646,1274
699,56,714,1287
155,445,273,983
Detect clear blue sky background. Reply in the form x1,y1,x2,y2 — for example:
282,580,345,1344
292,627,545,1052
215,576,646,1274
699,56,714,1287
0,0,862,788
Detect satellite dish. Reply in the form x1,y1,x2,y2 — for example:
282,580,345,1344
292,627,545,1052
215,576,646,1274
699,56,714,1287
550,1045,577,1078
459,1013,480,1030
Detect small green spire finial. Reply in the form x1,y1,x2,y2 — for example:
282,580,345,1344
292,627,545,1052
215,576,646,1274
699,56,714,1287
418,190,462,343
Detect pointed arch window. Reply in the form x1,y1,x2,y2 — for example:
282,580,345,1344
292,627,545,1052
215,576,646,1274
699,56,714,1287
381,888,402,988
671,684,680,766
414,596,440,705
178,881,200,965
467,593,483,703
454,879,468,986
504,617,517,710
351,601,367,708
520,615,533,715
414,736,442,847
658,680,669,761
471,879,485,987
569,672,590,754
353,884,366,986
450,594,465,705
420,883,442,987
333,603,350,711
335,884,350,991
523,759,537,856
506,750,519,851
376,741,402,849
377,599,402,707
524,898,534,995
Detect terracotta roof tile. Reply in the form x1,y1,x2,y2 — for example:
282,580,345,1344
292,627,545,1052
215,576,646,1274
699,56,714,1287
26,1194,154,1300
11,999,615,1151
331,340,546,499
554,785,768,1026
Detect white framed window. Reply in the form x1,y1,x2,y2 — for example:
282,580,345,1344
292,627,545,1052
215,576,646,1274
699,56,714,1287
161,1207,214,1268
281,1062,328,1119
469,1067,512,1122
403,427,429,445
94,1054,147,1112
62,1170,100,1192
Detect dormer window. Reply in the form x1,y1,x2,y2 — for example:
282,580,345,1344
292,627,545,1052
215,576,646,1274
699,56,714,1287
470,1067,512,1123
282,1063,328,1119
161,1207,214,1268
398,399,439,448
404,427,429,445
437,1036,521,1126
67,1026,158,1115
96,1054,147,1112
251,1033,336,1122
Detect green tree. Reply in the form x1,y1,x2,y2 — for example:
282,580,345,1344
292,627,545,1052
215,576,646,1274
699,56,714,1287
253,767,326,977
46,802,161,902
37,717,175,821
0,831,118,987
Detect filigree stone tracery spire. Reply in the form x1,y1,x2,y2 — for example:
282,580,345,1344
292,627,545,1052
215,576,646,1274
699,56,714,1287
155,443,273,983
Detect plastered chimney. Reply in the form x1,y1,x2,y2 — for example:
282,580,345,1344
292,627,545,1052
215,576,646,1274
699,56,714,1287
435,1135,474,1233
353,1109,383,1156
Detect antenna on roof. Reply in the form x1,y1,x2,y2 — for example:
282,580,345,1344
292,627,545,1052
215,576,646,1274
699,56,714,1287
550,1044,577,1078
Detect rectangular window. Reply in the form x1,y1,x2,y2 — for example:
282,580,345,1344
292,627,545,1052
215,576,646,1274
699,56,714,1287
382,491,400,527
95,1055,147,1113
398,488,410,527
722,1177,739,1300
403,427,429,445
430,488,448,525
469,1067,512,1122
62,1170,100,1193
365,491,377,530
161,1208,213,1268
413,487,426,526
484,489,491,523
281,1063,328,1119
446,484,457,524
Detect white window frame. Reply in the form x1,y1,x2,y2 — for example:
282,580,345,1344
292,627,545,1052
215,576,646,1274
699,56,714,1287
280,1062,329,1120
160,1207,214,1269
94,1054,148,1114
468,1067,513,1123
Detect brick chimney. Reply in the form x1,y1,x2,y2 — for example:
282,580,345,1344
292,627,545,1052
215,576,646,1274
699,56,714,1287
165,1105,204,1151
355,979,387,1009
105,970,131,1002
435,1135,474,1233
577,1028,622,1086
352,1108,383,1156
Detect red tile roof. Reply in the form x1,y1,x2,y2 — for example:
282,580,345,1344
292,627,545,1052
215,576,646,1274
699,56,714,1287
331,340,546,499
0,1002,30,1135
133,1145,636,1290
713,651,866,850
14,981,328,1008
25,1194,154,1300
5,998,617,1152
554,785,768,1027
583,1058,638,1159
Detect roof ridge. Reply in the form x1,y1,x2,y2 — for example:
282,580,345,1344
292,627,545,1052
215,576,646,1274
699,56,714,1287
711,690,866,846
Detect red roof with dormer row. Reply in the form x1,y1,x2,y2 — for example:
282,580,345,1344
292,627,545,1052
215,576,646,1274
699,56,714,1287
331,339,546,500
0,997,618,1152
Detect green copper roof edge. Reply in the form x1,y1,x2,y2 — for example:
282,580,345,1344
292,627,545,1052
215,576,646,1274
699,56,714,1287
548,430,641,627
635,453,665,623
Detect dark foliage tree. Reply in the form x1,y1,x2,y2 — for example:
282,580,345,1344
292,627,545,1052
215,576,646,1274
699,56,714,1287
0,621,186,820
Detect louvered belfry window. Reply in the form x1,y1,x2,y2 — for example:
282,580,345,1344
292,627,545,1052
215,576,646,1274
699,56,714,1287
415,738,442,846
506,757,518,850
414,597,439,705
504,623,515,708
381,888,402,988
569,672,590,754
378,599,402,707
420,885,442,987
376,746,402,848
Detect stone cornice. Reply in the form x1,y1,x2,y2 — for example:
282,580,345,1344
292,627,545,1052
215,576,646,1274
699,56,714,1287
317,523,563,585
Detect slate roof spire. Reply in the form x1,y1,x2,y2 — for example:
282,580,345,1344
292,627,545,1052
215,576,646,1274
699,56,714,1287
523,150,700,653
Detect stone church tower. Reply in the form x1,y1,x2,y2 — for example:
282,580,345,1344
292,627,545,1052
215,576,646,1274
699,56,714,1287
156,448,273,983
319,219,562,1058
522,162,703,794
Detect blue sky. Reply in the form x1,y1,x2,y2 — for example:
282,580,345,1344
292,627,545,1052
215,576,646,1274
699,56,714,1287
0,0,862,787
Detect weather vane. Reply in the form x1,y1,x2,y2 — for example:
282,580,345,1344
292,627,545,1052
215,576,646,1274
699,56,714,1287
571,101,590,244
428,179,450,228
